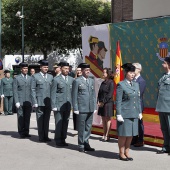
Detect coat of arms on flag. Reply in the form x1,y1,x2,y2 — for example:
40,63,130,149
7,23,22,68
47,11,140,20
156,37,170,61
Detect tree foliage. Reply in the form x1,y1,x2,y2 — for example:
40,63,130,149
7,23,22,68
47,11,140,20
2,0,111,58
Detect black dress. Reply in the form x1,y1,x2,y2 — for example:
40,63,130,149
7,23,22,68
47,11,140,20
97,79,114,117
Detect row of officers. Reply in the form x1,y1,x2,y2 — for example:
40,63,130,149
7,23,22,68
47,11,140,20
0,57,170,161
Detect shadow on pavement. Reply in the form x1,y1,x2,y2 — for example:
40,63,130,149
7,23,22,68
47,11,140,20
131,145,158,152
86,150,118,159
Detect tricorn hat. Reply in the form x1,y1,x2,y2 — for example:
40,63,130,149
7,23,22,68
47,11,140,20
4,70,10,74
121,63,136,72
60,62,69,67
164,57,170,63
98,41,107,52
19,62,28,67
38,60,48,66
78,63,90,69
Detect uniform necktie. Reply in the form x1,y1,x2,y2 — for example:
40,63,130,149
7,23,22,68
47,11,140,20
130,82,132,86
86,79,89,86
43,74,47,80
24,75,26,79
65,76,68,82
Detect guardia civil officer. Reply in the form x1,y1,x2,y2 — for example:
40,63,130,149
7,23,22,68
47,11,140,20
1,70,13,115
31,60,53,142
13,63,32,138
116,63,142,161
51,62,74,147
156,57,170,154
72,63,97,152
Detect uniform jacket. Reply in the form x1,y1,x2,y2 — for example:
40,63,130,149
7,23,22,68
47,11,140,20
116,80,141,118
72,76,96,113
97,79,114,104
13,74,32,106
51,74,74,112
1,77,13,96
156,73,170,113
135,76,146,111
31,73,53,106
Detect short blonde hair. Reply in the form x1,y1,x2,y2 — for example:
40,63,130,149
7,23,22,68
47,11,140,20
133,63,142,71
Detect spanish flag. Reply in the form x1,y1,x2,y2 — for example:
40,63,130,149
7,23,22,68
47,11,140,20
113,41,124,98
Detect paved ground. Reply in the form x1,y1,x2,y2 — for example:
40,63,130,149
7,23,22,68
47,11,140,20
0,112,169,170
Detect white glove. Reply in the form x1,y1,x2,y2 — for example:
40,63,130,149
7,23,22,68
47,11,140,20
33,104,38,108
139,113,143,120
74,111,79,115
93,110,97,114
15,102,20,108
52,108,57,111
117,115,124,122
1,94,4,98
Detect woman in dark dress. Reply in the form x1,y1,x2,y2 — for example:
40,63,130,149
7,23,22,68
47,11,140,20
97,68,114,141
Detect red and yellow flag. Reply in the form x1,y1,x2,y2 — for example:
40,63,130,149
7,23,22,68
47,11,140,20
113,41,124,98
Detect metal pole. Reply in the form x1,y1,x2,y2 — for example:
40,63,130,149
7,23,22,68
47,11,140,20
0,0,2,59
22,6,24,62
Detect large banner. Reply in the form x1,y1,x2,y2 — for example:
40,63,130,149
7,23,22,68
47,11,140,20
110,16,170,108
82,24,110,78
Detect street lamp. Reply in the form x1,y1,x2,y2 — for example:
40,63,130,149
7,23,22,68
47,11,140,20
16,6,24,62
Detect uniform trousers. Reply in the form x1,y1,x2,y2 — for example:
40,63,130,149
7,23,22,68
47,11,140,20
54,111,70,144
77,112,93,149
36,106,51,140
4,96,13,115
17,105,32,136
159,112,170,152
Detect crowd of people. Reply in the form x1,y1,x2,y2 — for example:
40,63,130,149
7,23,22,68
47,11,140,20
0,57,170,161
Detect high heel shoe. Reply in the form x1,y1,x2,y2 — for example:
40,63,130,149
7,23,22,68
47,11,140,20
99,136,105,141
104,136,110,142
119,155,129,161
125,154,133,161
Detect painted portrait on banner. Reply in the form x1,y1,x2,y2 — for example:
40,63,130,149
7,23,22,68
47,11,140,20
81,24,110,78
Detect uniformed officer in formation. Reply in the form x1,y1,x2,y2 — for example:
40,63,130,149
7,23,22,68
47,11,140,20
31,60,53,142
156,57,170,154
13,63,32,138
51,62,74,147
116,63,142,161
1,70,13,115
72,63,97,152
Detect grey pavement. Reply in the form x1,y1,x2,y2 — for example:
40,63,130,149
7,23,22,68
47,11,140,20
0,112,169,170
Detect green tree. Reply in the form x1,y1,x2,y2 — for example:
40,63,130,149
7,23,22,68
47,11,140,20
2,0,111,59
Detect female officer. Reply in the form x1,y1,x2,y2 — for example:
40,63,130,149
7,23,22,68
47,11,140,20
116,63,142,161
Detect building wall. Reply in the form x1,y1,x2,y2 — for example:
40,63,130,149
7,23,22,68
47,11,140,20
133,0,170,19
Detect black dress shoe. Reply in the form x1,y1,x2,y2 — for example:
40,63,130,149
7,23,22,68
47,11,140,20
39,139,46,143
45,138,51,142
79,148,85,152
62,142,69,146
20,135,25,139
119,156,129,161
84,147,95,151
157,150,168,154
25,134,31,138
56,143,65,147
126,157,133,161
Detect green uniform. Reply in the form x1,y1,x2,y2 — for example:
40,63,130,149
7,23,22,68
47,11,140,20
156,73,170,152
13,74,32,136
116,80,141,136
31,72,53,141
1,77,13,115
51,74,74,144
72,76,96,149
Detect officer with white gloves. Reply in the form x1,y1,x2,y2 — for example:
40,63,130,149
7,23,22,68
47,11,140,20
13,63,32,138
116,63,142,161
